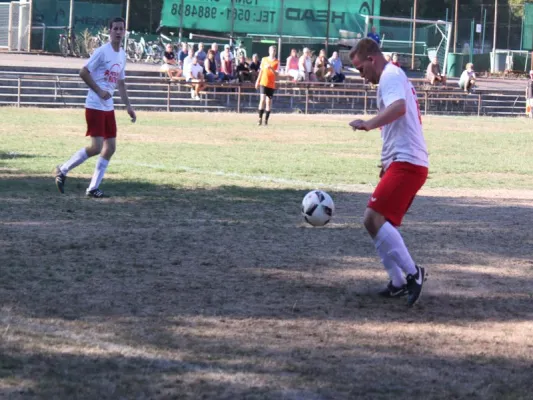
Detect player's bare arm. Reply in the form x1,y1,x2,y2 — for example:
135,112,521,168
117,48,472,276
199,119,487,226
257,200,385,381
350,99,406,131
80,67,111,100
255,69,263,89
117,79,136,123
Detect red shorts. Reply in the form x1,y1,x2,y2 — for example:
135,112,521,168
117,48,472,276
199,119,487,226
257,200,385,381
368,162,428,227
85,108,117,139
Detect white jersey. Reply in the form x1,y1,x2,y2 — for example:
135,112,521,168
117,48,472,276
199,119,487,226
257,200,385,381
84,43,126,111
377,63,428,170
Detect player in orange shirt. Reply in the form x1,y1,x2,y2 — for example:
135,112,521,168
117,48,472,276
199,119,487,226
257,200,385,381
255,45,279,126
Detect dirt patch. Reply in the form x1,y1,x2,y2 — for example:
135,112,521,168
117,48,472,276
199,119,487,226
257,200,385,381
1,179,532,399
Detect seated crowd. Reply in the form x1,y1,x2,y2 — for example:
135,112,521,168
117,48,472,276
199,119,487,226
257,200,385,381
160,43,348,99
161,41,478,98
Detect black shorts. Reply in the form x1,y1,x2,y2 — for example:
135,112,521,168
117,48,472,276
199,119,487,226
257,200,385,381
260,85,275,98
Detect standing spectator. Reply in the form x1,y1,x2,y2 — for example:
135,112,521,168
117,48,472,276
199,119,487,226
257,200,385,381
204,49,219,83
367,26,381,46
391,53,401,67
220,45,235,81
298,47,315,81
314,49,333,81
426,57,446,86
250,53,261,82
195,42,207,67
459,63,476,93
161,43,181,80
286,48,300,81
177,42,188,65
236,54,251,82
186,56,206,100
256,45,279,126
328,51,345,83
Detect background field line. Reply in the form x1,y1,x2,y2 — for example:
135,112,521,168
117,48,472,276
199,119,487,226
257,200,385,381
114,161,376,192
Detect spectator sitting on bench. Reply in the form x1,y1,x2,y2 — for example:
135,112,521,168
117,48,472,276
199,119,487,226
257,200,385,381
185,56,206,100
220,45,235,82
177,42,188,66
195,42,207,67
236,54,252,83
204,49,219,83
182,48,194,76
427,57,447,86
161,44,182,81
299,48,316,82
459,63,476,93
250,54,261,82
328,51,345,83
286,48,300,81
314,49,333,81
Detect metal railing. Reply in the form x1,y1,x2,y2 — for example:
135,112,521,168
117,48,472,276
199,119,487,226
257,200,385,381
0,72,527,117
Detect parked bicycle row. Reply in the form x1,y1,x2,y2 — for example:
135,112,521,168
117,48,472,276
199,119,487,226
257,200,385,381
58,27,245,66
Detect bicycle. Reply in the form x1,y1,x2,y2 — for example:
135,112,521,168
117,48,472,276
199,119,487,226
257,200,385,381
86,30,109,56
59,26,80,57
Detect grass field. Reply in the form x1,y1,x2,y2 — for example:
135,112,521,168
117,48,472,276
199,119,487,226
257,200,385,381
1,108,533,399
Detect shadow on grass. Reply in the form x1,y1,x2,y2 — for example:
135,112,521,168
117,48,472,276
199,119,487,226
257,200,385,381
0,174,532,323
1,174,533,399
0,330,531,400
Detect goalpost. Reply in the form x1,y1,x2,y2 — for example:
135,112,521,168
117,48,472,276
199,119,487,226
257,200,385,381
362,15,453,74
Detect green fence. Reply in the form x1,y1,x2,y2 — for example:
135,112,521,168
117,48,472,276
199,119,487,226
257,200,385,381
32,0,122,52
161,0,380,38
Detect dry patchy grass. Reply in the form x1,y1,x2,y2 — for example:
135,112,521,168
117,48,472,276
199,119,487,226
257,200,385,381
0,110,532,399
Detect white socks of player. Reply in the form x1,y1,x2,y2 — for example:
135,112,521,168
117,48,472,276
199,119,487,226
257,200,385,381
88,156,109,191
373,222,418,287
60,148,89,175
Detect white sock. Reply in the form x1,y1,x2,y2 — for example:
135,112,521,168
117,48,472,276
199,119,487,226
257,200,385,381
88,156,109,191
60,148,89,175
374,222,417,279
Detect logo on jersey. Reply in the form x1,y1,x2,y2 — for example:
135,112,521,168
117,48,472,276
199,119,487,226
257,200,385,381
104,63,122,84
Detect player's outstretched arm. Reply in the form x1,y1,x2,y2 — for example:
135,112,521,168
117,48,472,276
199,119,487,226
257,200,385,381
80,67,111,100
118,79,136,123
349,99,406,131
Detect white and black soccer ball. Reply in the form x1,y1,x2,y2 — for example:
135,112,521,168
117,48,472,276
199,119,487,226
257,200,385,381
301,190,335,227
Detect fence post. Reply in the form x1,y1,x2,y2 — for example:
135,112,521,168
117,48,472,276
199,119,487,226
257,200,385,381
424,90,428,115
237,85,241,113
167,83,170,112
363,88,368,115
305,87,309,115
17,77,21,107
477,94,482,116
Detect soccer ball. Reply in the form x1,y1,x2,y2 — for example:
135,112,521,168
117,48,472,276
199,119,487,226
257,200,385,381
301,190,335,227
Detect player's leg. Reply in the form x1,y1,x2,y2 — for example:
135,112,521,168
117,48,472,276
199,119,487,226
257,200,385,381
364,162,428,305
364,207,408,297
257,91,266,126
55,109,104,194
86,111,117,198
264,92,273,125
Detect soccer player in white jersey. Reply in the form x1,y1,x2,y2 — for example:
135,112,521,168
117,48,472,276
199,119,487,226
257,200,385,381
349,38,429,307
54,17,136,198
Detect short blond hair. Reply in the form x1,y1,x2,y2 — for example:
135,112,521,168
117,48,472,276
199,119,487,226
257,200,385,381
349,38,382,61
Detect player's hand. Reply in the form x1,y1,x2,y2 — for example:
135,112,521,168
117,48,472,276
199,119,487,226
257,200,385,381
98,89,112,101
255,82,259,90
349,119,370,131
127,106,136,123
